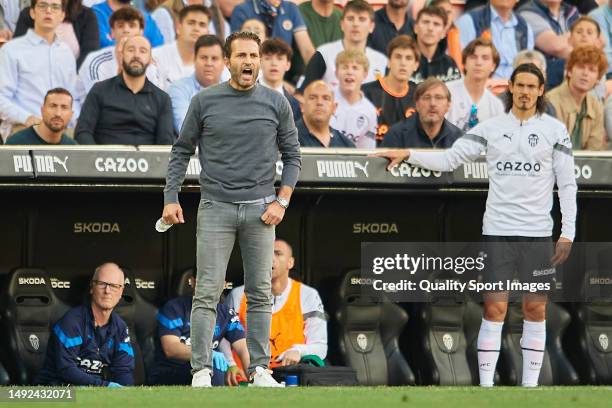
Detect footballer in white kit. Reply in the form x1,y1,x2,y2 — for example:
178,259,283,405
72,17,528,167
374,63,577,388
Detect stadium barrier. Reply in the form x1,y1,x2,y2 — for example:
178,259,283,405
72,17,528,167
0,147,611,385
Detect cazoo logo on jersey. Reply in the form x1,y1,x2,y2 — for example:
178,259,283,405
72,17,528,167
316,160,369,178
13,155,68,173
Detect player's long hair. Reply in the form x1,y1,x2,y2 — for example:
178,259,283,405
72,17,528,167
503,63,547,116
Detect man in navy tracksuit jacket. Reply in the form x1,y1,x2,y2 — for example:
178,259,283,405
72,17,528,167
36,263,134,386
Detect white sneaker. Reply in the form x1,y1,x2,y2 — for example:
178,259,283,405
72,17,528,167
249,366,285,387
192,368,212,387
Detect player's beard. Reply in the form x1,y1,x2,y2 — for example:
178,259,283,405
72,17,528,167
230,64,259,89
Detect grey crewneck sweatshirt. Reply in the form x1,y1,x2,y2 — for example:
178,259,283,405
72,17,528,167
164,82,301,204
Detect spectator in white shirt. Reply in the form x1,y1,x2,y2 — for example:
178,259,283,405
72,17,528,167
152,4,209,91
445,38,504,132
0,0,79,140
330,49,377,149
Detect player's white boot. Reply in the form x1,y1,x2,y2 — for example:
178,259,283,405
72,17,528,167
249,366,285,387
192,368,213,387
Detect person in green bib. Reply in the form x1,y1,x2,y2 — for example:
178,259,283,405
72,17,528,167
5,88,77,145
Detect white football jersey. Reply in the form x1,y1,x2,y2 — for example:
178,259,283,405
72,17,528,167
408,111,577,240
330,89,377,149
318,40,387,89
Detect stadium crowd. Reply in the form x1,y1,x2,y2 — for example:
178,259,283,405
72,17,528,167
0,0,611,149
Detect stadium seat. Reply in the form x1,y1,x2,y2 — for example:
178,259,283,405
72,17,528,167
497,302,579,385
0,360,9,385
0,268,69,384
564,302,612,384
403,297,475,385
334,270,415,385
114,269,158,385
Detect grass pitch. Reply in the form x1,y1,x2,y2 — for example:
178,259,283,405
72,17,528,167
2,386,611,408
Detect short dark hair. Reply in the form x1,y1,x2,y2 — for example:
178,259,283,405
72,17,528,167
387,34,420,61
571,15,601,35
342,0,374,20
178,4,211,23
31,0,67,11
43,87,73,105
416,6,448,27
462,38,500,77
224,31,261,58
194,34,224,56
109,7,144,30
504,63,547,115
414,78,451,102
261,38,292,60
430,0,451,7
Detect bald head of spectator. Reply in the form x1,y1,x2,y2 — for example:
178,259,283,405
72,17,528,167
302,80,337,131
30,0,66,37
570,16,603,49
241,18,267,43
340,0,375,47
566,45,608,94
90,262,125,312
109,7,145,44
122,35,152,78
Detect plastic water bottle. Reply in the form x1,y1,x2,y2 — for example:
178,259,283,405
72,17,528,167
285,375,298,387
155,217,173,232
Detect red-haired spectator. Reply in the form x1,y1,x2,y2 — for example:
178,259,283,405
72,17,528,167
547,45,608,150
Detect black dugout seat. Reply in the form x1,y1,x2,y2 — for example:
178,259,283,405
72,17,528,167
565,302,612,384
0,268,69,384
403,296,474,385
334,270,414,385
113,269,158,385
498,302,579,385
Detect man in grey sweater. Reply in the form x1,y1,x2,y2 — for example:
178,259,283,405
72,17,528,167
161,31,301,388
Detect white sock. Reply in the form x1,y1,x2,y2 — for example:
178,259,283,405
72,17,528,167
477,318,504,387
521,320,546,387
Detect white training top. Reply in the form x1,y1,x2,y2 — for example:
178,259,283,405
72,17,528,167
226,279,328,361
445,79,505,132
408,111,577,240
152,42,195,92
330,89,377,149
318,39,387,89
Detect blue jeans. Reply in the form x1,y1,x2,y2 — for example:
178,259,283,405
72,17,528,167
191,199,274,375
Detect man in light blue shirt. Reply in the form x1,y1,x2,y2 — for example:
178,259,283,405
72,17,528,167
590,1,612,77
0,0,79,139
454,0,535,79
93,0,163,48
169,35,228,133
